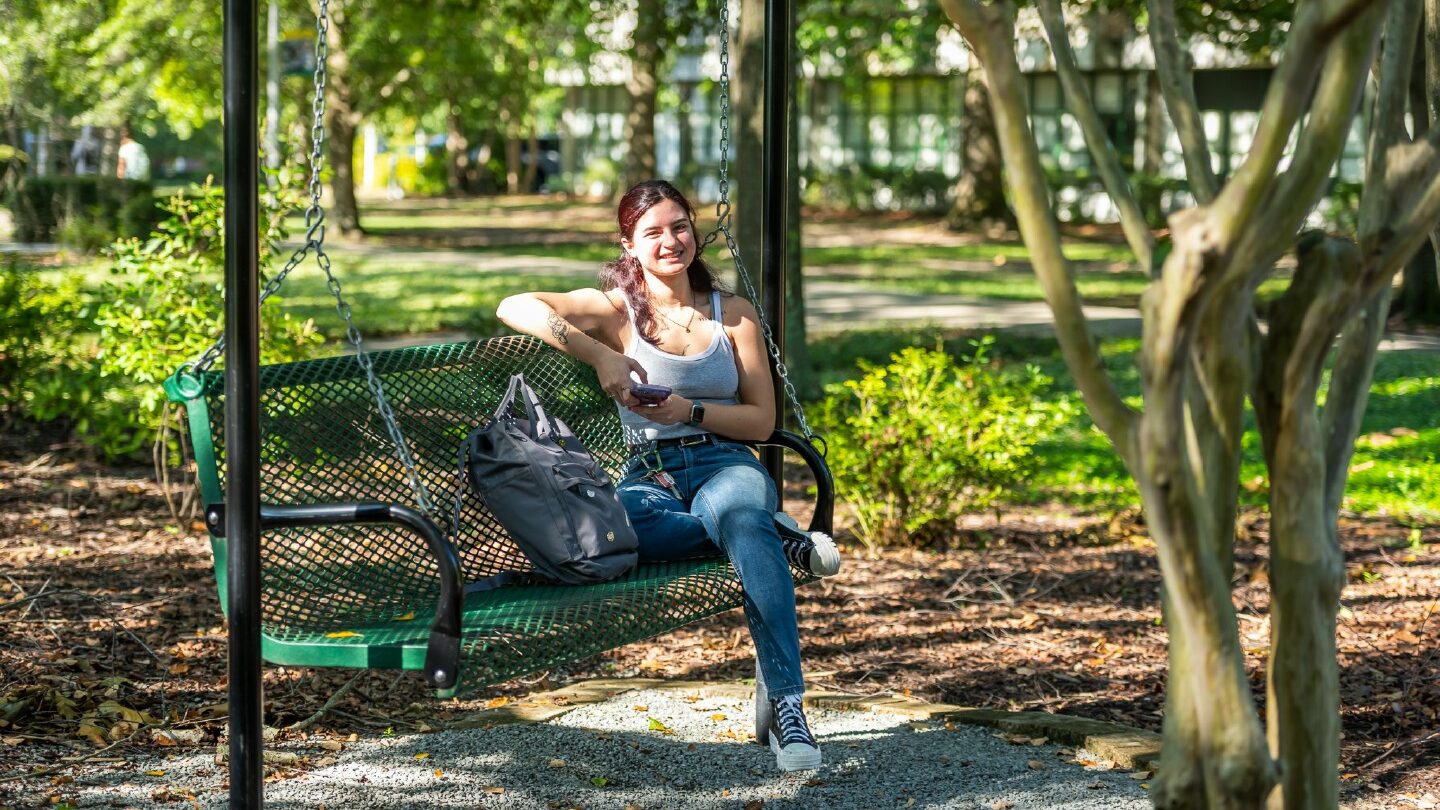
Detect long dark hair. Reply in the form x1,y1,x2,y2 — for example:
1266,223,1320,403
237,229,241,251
599,179,729,345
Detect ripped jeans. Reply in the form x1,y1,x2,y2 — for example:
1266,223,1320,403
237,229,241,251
617,437,804,698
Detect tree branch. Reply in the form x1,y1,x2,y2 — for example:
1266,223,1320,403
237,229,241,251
1428,0,1440,126
941,0,1141,469
1035,0,1155,275
1359,0,1424,239
1212,0,1386,249
1229,2,1385,284
1145,0,1219,202
1320,287,1390,516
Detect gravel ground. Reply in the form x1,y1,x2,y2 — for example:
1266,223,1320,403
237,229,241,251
29,688,1152,810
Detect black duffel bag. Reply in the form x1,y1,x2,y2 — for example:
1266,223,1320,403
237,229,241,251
461,372,638,584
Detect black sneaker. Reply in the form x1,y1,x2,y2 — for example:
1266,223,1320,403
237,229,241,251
767,694,822,771
773,512,841,577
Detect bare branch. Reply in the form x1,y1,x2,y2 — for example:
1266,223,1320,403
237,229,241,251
1359,0,1424,239
1035,0,1155,274
1428,0,1440,125
1145,0,1219,202
941,0,1141,469
1212,0,1386,247
1233,2,1385,276
1254,234,1363,465
1320,288,1390,516
1365,142,1440,281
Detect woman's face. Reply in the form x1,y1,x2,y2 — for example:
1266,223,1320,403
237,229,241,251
622,198,696,280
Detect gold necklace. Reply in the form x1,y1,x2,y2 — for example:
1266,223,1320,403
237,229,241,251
655,297,698,333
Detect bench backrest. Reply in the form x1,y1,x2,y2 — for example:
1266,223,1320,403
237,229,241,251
168,336,626,629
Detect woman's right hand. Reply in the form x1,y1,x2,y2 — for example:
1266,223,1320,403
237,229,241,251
596,351,648,407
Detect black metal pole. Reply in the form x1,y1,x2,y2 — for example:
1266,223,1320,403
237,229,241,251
223,0,263,805
761,0,792,493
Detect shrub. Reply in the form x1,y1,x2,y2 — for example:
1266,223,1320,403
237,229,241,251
817,340,1067,550
6,176,160,247
0,258,101,432
86,180,324,459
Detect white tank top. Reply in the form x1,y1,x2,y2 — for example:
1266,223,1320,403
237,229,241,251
616,289,740,445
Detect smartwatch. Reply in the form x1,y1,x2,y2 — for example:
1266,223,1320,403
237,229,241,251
687,400,706,426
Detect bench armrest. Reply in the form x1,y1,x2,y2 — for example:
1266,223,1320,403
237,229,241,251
751,429,835,537
204,502,464,690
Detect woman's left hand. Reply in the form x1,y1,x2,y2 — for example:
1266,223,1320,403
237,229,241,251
629,395,691,426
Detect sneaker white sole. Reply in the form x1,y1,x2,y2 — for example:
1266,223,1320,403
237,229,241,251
807,531,841,577
775,513,843,578
768,733,822,771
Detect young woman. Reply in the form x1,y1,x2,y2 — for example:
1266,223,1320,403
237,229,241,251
496,179,840,772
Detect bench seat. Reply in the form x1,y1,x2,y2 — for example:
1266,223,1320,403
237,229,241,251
166,336,832,694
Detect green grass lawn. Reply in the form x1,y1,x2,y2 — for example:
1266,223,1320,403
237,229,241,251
26,196,1438,520
811,328,1440,521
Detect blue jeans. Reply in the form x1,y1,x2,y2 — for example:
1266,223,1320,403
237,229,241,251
618,438,805,698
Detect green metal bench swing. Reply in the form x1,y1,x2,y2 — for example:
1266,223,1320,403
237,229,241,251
167,0,830,709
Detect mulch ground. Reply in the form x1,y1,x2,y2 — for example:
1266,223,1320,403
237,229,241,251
2,443,1437,807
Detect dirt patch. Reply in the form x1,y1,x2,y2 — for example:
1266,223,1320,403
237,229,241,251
1,448,1436,806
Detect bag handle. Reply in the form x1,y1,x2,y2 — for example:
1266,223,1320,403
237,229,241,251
494,373,561,439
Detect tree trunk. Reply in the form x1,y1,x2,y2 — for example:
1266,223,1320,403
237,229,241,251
1253,237,1358,810
948,68,1013,231
445,104,469,196
326,105,363,234
622,0,661,193
323,10,363,234
732,0,766,291
523,128,540,193
504,135,522,195
1396,234,1440,323
784,51,814,402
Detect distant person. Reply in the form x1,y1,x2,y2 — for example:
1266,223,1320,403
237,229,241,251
70,126,100,175
116,125,150,181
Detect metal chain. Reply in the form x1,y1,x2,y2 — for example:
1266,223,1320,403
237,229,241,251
185,0,332,376
313,244,438,517
181,0,438,518
701,0,815,443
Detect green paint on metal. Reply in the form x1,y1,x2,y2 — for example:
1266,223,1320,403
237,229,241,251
169,335,817,693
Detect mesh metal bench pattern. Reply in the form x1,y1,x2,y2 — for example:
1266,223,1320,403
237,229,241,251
166,335,830,692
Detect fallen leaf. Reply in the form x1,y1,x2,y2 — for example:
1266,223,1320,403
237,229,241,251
483,696,509,710
144,769,166,777
318,740,343,752
1128,770,1153,780
482,786,505,795
991,800,1015,810
591,776,609,787
324,631,361,639
648,718,673,734
1027,759,1046,770
434,769,443,778
395,612,416,622
632,705,649,712
415,752,430,760
710,713,727,722
548,758,565,768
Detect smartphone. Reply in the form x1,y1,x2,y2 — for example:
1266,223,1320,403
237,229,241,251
631,383,673,404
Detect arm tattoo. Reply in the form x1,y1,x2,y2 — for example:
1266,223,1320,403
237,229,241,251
546,310,570,345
